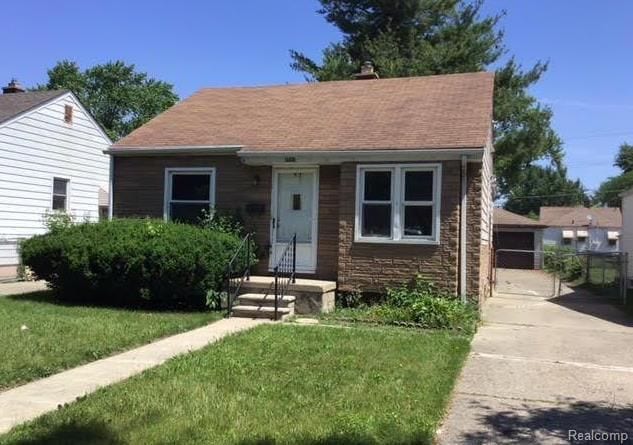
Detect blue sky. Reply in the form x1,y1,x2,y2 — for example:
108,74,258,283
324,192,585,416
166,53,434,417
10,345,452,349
2,0,631,191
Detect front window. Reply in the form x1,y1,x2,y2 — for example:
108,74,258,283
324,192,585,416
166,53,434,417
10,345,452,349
52,178,68,211
356,164,440,243
165,168,215,223
361,170,392,237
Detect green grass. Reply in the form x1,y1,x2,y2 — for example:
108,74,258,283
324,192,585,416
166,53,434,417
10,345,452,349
0,324,471,445
0,291,221,389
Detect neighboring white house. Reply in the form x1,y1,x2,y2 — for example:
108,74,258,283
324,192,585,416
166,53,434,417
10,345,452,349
619,189,633,279
540,206,622,253
0,80,111,280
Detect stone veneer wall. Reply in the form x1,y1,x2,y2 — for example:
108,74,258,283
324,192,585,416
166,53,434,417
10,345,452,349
466,162,484,302
337,161,462,294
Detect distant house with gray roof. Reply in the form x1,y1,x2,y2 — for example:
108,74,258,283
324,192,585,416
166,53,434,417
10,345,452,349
540,206,622,252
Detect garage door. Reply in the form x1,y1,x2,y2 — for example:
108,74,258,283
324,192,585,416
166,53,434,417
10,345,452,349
494,231,535,269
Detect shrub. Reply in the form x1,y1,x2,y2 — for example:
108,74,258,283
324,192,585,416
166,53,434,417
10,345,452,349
21,219,253,309
327,276,478,333
386,276,478,331
42,211,75,233
198,209,245,236
543,245,582,281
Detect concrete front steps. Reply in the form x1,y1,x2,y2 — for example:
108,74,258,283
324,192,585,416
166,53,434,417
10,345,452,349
231,293,296,321
230,276,336,320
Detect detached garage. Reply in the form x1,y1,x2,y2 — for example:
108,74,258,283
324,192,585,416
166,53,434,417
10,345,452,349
493,208,545,269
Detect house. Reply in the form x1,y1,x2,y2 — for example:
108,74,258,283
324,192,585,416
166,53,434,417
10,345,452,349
493,208,546,269
619,189,633,280
540,206,621,252
0,80,111,280
107,71,495,303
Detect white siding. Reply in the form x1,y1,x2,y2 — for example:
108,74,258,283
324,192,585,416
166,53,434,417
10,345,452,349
480,140,494,245
543,227,620,253
621,193,633,277
0,93,110,267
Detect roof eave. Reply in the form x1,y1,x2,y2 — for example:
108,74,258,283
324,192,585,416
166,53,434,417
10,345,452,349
239,147,485,165
104,145,244,156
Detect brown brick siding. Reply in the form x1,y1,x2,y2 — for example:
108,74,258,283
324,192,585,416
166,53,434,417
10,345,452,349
316,166,340,280
113,156,486,299
466,162,483,301
112,155,339,280
337,161,461,294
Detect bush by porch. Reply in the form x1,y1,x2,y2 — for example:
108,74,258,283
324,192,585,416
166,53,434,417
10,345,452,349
20,219,254,310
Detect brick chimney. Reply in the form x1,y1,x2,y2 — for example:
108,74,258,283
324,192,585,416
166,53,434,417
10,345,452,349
353,61,379,80
3,79,25,94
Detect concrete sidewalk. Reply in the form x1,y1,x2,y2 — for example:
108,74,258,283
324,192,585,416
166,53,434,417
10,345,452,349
0,280,48,296
439,282,633,444
0,317,266,434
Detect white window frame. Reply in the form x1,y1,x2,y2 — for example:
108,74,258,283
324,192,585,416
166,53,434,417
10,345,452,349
51,177,70,211
163,167,216,221
355,163,441,244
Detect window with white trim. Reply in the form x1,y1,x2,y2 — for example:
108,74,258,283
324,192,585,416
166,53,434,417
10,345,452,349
165,168,215,224
356,164,441,243
52,178,69,211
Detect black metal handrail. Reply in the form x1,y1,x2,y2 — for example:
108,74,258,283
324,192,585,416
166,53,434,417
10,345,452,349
273,234,297,320
225,233,252,316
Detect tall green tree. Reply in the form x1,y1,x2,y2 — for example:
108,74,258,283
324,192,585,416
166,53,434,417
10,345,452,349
291,0,570,201
614,142,633,173
594,142,633,207
504,166,588,216
38,60,178,141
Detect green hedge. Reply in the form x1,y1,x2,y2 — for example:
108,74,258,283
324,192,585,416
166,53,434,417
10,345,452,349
21,219,251,309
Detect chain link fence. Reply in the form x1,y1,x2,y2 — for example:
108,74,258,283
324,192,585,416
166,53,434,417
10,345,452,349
493,247,629,304
545,250,628,304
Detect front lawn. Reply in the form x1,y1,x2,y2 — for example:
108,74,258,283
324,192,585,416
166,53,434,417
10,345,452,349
0,291,221,389
0,324,471,445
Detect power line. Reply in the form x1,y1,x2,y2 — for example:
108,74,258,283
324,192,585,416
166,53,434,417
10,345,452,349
565,131,633,141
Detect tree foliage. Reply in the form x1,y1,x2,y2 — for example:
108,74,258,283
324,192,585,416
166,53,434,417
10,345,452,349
594,142,633,207
504,166,588,216
614,142,633,173
38,60,178,141
291,0,576,204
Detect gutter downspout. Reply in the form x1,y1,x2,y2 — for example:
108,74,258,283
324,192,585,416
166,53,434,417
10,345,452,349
108,155,114,220
460,155,468,303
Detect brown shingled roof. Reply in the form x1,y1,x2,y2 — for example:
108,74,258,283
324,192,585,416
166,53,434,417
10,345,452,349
113,72,494,151
539,207,622,228
494,208,546,228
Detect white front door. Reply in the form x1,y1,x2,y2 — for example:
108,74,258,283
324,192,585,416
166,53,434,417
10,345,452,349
270,168,318,273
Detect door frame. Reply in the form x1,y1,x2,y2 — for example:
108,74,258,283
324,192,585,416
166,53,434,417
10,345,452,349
269,166,319,274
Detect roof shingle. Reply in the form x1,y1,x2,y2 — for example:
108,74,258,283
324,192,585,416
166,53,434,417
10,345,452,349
113,72,494,151
494,208,545,228
0,90,67,125
539,207,622,228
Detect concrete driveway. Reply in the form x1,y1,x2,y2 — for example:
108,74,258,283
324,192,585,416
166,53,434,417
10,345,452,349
439,270,633,444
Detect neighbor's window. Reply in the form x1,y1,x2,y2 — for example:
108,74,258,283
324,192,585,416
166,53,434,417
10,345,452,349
356,164,440,243
165,168,215,224
52,178,68,211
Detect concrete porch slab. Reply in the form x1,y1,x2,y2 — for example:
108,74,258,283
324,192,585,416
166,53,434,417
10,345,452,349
241,276,337,293
239,276,337,314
